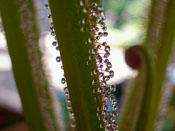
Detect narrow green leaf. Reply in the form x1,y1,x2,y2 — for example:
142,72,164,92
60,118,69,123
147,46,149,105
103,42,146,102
48,0,104,130
120,0,175,130
119,45,156,131
152,0,175,127
0,0,60,130
141,0,175,130
145,0,168,55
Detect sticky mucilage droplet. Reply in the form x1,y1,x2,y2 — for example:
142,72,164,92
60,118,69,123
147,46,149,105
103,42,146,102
61,78,66,84
56,56,61,62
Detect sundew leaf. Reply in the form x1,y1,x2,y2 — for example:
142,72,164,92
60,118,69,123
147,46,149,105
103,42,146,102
48,0,111,130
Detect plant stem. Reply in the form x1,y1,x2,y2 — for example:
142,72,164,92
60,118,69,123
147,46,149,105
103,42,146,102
0,0,60,130
48,0,104,130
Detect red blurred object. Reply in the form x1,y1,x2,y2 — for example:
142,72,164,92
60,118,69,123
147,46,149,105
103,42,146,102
0,106,28,131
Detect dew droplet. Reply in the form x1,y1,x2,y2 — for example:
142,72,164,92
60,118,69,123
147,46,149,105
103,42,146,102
90,48,97,54
91,2,98,8
51,31,55,36
90,26,95,31
102,26,107,31
78,1,84,6
103,94,109,100
69,110,75,119
112,105,118,110
97,106,102,111
112,111,118,117
104,52,110,58
98,19,103,24
64,91,69,96
93,89,97,93
56,56,61,62
107,122,111,127
89,9,94,14
94,69,99,74
95,36,100,40
87,37,93,44
109,94,115,101
91,71,94,76
71,121,76,128
104,59,109,63
98,5,104,11
49,26,54,31
110,118,115,123
98,32,103,37
81,18,87,24
54,36,57,40
97,112,101,117
99,64,103,68
109,70,114,78
100,11,106,20
103,105,108,110
99,72,104,77
107,62,112,68
95,12,100,18
107,89,111,94
87,60,91,65
66,98,71,104
101,81,107,86
102,42,107,47
56,46,59,50
100,123,104,128
81,27,86,32
52,41,57,46
50,22,54,27
96,55,102,63
64,87,68,91
100,21,105,27
98,87,104,93
82,8,88,13
92,79,98,85
95,27,99,32
103,32,108,37
112,123,118,129
105,126,110,131
94,96,100,102
98,116,102,120
103,116,108,122
112,100,117,105
61,78,66,84
44,4,49,9
103,76,110,82
102,109,107,115
96,45,101,49
110,85,115,91
67,104,72,110
48,14,52,18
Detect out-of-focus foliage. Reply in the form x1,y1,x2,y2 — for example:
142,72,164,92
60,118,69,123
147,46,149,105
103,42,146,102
103,0,148,28
102,0,149,47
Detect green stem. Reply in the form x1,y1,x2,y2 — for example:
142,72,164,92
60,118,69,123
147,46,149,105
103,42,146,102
120,0,175,130
48,0,104,130
119,45,156,131
0,0,60,131
144,0,168,55
153,0,175,127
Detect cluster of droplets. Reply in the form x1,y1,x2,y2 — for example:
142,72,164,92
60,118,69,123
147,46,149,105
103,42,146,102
78,1,118,130
44,4,76,128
